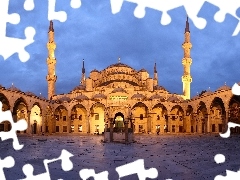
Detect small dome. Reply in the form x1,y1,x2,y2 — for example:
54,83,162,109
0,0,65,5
75,94,89,101
73,85,86,91
139,68,147,72
7,85,21,92
58,96,71,102
92,93,107,99
39,95,47,100
90,69,99,73
154,85,167,91
217,84,231,91
25,91,36,96
202,90,213,96
167,95,180,103
149,94,165,101
106,63,133,69
111,87,127,93
131,93,146,100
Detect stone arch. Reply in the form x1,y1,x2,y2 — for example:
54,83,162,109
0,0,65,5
210,97,225,133
132,102,148,133
113,112,124,129
30,104,42,134
151,103,168,133
168,105,184,133
228,95,240,133
0,93,10,111
70,104,87,133
89,102,105,134
196,101,208,133
54,105,69,133
13,97,29,133
0,93,11,132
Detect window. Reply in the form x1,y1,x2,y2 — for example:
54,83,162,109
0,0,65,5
63,116,66,121
55,115,59,121
71,125,74,132
172,116,175,120
140,114,143,120
95,125,99,133
179,116,183,121
71,114,75,120
157,115,160,120
79,115,82,120
78,125,82,132
172,125,175,132
56,126,59,132
95,114,99,120
63,126,67,132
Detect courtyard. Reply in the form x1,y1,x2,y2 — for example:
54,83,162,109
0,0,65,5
0,133,240,180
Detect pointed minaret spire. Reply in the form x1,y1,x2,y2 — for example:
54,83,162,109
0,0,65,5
185,16,190,33
81,59,86,85
182,16,192,100
153,61,158,86
154,62,157,73
46,20,57,100
49,20,54,32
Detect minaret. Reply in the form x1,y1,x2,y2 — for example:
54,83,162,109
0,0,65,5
153,62,158,86
81,59,86,85
182,17,192,100
46,20,57,100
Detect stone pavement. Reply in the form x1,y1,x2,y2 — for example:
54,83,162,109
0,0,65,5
0,133,240,180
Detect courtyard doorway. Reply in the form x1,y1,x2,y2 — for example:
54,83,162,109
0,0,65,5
114,112,124,128
33,121,37,134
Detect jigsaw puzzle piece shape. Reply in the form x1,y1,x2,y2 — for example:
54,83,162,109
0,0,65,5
24,0,35,11
220,122,240,138
116,159,158,180
79,169,109,180
21,149,74,180
0,156,15,180
0,102,27,150
0,0,20,37
215,170,240,180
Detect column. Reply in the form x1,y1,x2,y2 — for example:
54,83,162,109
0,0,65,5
125,120,129,143
110,118,113,142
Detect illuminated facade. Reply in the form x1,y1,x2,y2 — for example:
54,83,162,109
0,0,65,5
0,19,239,136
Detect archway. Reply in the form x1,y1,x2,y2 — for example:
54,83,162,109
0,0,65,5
71,104,87,133
30,104,42,134
114,112,124,130
228,95,240,134
0,93,11,132
54,105,68,133
13,97,28,134
197,101,207,133
210,97,225,133
170,105,184,133
152,103,168,133
90,103,105,134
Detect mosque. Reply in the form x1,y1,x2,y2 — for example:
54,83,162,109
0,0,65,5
0,18,239,137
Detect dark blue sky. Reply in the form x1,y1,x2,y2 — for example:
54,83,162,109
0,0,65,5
1,0,240,98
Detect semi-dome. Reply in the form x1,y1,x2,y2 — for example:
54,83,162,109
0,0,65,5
7,85,21,92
